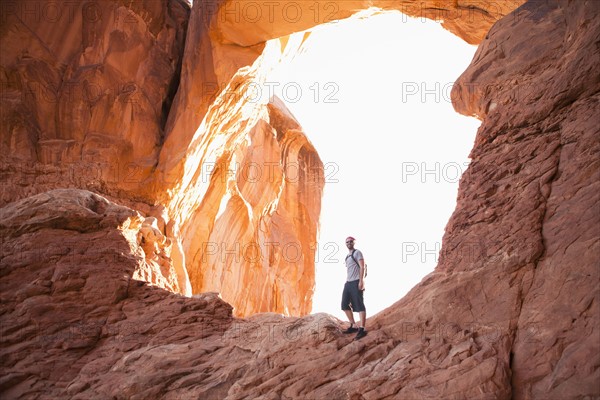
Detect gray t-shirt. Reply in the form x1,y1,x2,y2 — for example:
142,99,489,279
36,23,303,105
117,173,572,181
345,249,364,282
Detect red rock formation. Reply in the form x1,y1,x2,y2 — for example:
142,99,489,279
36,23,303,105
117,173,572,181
152,0,524,314
451,1,600,396
176,70,324,315
0,0,190,204
0,189,234,398
1,0,599,398
1,0,524,314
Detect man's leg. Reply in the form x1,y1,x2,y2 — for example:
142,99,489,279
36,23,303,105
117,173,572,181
344,309,356,327
342,309,359,334
341,283,358,332
354,289,368,339
358,311,366,329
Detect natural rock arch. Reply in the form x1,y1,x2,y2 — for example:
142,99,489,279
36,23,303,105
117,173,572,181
0,0,598,398
0,0,525,315
154,0,525,315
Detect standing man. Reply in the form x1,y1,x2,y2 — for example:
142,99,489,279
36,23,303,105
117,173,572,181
341,236,367,340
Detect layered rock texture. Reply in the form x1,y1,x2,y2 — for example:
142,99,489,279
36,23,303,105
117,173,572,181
1,0,523,315
1,0,599,399
0,0,190,200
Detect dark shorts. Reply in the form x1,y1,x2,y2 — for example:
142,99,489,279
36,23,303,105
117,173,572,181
341,280,366,312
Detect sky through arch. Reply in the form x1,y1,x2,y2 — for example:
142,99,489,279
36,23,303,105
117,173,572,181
264,9,481,318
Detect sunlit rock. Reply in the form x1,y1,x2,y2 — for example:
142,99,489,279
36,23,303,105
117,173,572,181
167,37,324,315
0,0,190,204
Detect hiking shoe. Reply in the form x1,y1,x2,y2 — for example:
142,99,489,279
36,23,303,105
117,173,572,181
342,326,359,334
355,328,368,340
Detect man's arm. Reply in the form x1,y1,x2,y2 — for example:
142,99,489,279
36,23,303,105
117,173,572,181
359,259,365,290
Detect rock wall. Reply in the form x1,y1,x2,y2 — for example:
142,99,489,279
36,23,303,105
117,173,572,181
174,44,325,315
451,0,600,396
0,0,190,203
0,189,234,398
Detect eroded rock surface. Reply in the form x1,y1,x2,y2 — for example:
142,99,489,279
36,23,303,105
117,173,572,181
0,0,190,203
175,63,324,316
1,0,599,398
0,190,234,399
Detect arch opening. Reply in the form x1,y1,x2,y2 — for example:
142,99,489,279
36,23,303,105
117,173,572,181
260,9,482,318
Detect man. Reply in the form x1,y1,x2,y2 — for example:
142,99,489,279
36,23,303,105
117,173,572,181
341,236,367,340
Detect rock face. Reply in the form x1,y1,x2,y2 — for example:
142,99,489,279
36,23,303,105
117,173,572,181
0,189,183,295
1,0,599,399
0,189,234,398
174,56,324,316
451,1,600,396
153,34,325,315
0,0,190,203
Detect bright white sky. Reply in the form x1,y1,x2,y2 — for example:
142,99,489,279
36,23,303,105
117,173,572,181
263,10,480,319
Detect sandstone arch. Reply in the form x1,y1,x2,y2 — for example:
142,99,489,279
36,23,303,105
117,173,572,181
1,0,598,398
0,0,525,314
154,0,524,314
